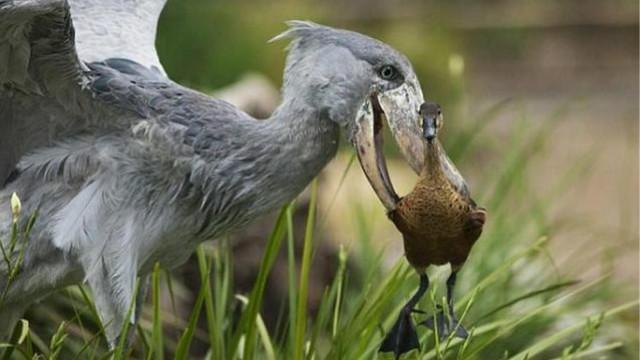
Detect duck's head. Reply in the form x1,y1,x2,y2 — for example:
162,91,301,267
419,101,443,143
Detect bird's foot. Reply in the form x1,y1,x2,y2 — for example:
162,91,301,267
420,306,468,341
379,307,422,358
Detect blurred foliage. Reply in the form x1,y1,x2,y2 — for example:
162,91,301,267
157,0,323,91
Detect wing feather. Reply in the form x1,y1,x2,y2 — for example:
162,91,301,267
0,0,97,183
0,0,84,95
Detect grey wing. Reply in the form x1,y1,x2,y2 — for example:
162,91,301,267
0,0,255,188
0,0,99,183
68,0,166,74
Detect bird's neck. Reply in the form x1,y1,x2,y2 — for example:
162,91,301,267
421,140,446,179
268,95,340,159
188,95,340,236
254,96,339,204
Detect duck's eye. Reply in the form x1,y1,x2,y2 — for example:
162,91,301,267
379,65,398,81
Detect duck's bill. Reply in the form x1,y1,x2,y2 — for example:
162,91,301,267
352,79,425,211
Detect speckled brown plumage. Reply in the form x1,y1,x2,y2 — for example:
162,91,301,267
388,140,486,273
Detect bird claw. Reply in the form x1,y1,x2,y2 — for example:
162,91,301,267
419,310,468,340
379,309,421,358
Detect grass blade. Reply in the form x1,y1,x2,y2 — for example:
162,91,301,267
151,262,164,360
196,246,218,359
473,280,580,324
507,301,638,360
113,280,140,360
230,204,290,359
286,203,298,355
174,281,207,359
293,181,318,360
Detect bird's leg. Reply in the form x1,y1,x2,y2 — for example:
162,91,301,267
379,272,429,358
421,270,469,340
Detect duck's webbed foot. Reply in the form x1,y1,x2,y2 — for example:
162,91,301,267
379,273,429,358
421,305,469,340
379,306,421,358
420,271,468,340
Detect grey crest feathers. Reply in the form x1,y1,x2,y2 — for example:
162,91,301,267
272,20,411,70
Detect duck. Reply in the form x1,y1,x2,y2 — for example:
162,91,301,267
379,101,487,358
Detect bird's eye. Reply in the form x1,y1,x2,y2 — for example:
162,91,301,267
379,65,398,81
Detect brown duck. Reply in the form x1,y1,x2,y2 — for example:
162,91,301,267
378,102,486,358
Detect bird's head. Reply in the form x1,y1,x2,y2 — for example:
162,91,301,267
272,21,426,209
420,101,443,143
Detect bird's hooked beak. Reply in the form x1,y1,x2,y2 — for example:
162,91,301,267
352,77,426,210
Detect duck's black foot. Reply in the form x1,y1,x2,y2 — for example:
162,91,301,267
379,273,430,358
379,308,420,358
420,306,468,340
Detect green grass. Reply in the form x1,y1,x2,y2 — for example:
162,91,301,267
0,100,638,359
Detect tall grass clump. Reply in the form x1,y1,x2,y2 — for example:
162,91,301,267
0,99,637,359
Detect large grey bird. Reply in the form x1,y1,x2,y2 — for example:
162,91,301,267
0,0,431,344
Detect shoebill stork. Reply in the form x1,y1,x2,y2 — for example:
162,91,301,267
0,0,430,344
